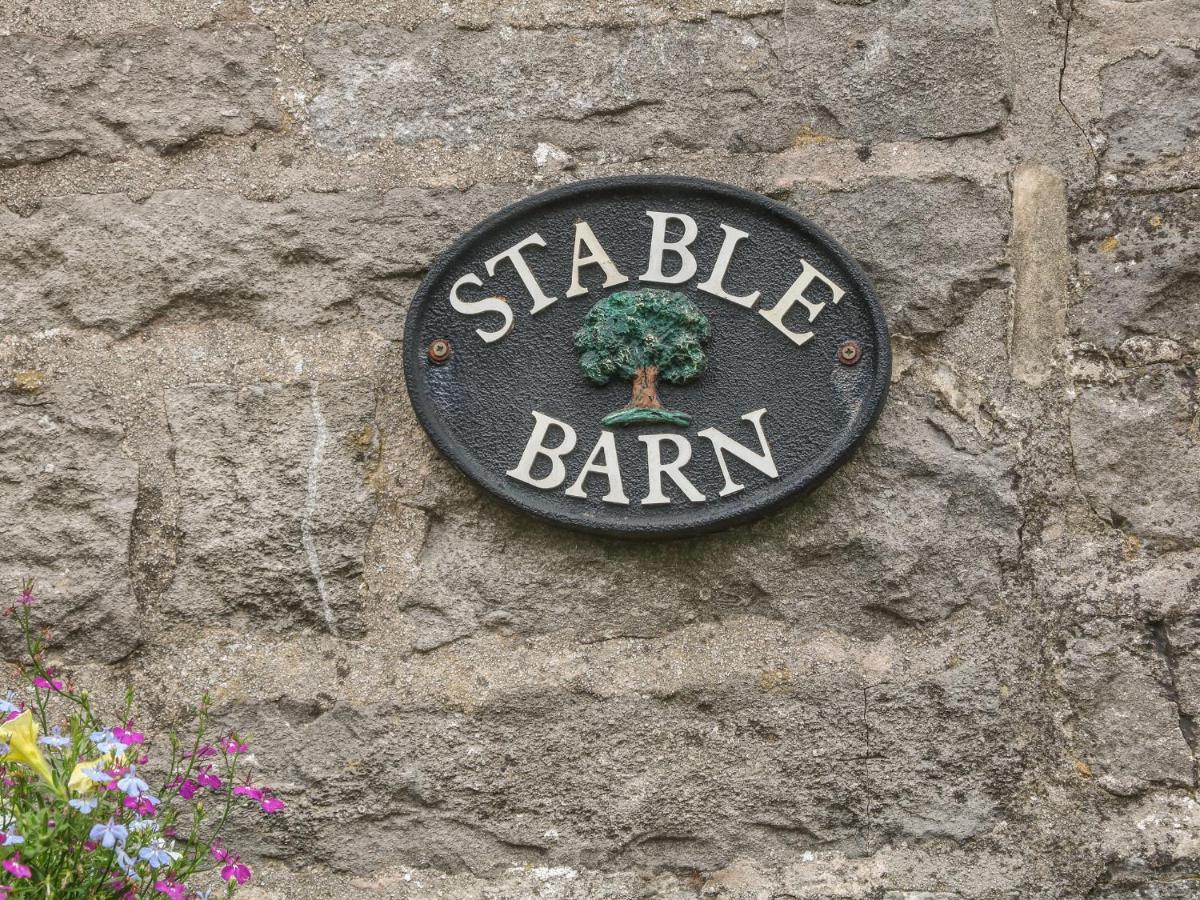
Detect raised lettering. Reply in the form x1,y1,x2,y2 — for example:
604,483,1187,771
697,408,778,497
640,212,698,285
506,411,577,489
639,433,705,505
759,260,845,347
564,430,629,504
565,222,629,298
486,233,557,315
448,272,513,344
697,223,760,308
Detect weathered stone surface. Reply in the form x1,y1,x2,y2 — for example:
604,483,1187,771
108,619,1015,883
0,386,139,662
786,177,1011,338
0,27,279,167
0,186,519,336
163,380,378,636
1098,45,1200,173
305,2,1007,155
396,385,1019,649
1060,618,1194,796
1072,189,1200,351
1070,367,1200,548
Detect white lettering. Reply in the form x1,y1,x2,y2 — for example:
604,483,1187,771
448,272,513,344
639,433,705,505
759,260,845,347
564,222,629,298
697,223,760,308
506,411,577,489
564,430,629,504
697,408,778,497
640,211,698,285
486,233,557,315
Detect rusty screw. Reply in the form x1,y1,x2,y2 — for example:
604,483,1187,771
427,339,452,364
837,339,862,366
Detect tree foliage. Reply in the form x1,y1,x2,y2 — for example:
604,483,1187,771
574,288,710,386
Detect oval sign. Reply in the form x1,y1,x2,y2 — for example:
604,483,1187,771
404,176,890,538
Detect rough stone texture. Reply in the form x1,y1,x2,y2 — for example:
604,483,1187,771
0,0,1196,896
1071,367,1200,549
0,386,139,662
0,26,279,167
305,1,1009,155
163,380,379,637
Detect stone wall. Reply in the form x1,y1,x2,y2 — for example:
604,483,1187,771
0,1,1197,896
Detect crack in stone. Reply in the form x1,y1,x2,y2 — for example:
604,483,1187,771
1056,0,1101,182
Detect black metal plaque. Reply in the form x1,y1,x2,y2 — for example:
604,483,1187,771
404,176,890,538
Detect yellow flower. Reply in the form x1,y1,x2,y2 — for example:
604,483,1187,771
68,755,110,794
0,709,55,787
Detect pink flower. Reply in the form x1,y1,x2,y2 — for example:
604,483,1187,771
196,765,222,791
210,840,229,862
16,588,34,606
177,779,199,800
219,737,248,755
257,789,285,814
31,676,64,692
123,795,157,816
233,785,263,801
112,726,145,746
2,856,30,879
220,861,251,885
184,744,217,760
153,879,186,900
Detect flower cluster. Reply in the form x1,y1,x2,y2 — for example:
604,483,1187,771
0,582,285,898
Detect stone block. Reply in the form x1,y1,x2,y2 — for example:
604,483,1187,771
163,380,378,635
0,26,279,166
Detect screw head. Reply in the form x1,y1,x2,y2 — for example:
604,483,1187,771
427,339,452,364
837,340,862,366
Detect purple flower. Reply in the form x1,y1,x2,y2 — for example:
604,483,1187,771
196,766,221,791
220,860,251,885
176,779,199,800
112,726,145,746
219,737,248,755
32,676,64,692
88,819,128,849
154,880,186,900
2,856,30,879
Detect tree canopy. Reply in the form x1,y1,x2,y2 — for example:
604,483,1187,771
574,288,710,386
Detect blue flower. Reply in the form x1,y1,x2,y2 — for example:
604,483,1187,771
117,765,150,798
89,729,122,755
81,767,112,783
69,798,98,814
0,741,8,756
38,726,71,749
128,818,158,833
88,819,128,849
0,692,18,714
114,847,141,881
137,838,180,870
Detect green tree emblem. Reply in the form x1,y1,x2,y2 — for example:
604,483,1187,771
574,288,711,427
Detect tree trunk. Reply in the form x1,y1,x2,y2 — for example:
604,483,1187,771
630,365,663,409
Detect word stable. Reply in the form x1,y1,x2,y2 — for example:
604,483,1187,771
507,408,779,506
449,211,847,351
